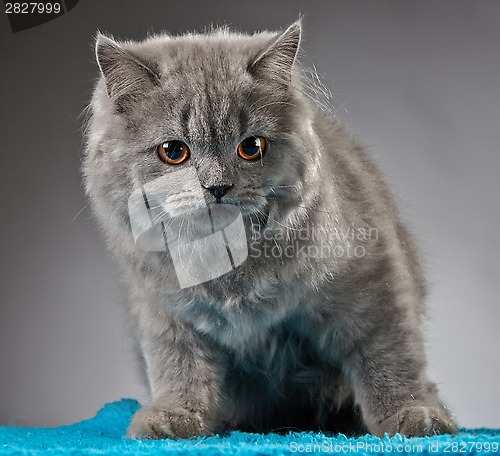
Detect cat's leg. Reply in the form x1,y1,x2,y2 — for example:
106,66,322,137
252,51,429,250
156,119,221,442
340,292,457,437
125,288,220,439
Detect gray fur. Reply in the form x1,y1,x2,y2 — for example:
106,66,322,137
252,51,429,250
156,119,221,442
83,21,457,439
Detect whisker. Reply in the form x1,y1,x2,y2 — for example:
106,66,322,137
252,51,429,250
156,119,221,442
70,204,89,226
264,185,296,189
149,209,168,227
295,204,335,215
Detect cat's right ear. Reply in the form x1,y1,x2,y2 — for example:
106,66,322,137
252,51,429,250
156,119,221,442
95,34,159,111
248,21,302,84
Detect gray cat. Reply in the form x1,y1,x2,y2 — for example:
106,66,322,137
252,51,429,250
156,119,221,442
83,21,457,439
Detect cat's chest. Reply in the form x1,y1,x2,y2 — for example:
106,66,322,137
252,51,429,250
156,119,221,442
170,276,306,354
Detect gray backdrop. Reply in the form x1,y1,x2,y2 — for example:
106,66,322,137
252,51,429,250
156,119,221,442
1,0,499,429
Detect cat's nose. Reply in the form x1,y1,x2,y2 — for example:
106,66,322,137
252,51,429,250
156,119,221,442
207,185,232,201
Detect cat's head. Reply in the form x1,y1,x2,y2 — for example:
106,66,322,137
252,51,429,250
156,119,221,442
84,22,321,246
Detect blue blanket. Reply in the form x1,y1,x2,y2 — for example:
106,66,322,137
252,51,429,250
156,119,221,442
1,399,499,455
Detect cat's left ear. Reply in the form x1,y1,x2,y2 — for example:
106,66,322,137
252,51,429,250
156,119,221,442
249,20,302,83
95,33,160,110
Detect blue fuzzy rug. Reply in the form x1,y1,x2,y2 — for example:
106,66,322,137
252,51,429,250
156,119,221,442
1,399,499,455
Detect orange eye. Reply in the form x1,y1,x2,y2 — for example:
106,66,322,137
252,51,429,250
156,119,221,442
237,136,266,160
157,141,190,164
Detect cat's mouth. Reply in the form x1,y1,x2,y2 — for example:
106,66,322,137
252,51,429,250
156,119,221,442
208,195,271,227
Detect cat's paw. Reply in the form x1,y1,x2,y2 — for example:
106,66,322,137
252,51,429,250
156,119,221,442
126,405,212,440
370,405,457,437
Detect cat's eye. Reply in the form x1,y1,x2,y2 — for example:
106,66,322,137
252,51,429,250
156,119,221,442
157,141,190,165
237,136,266,161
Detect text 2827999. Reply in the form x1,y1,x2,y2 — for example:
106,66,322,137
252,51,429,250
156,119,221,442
5,3,61,14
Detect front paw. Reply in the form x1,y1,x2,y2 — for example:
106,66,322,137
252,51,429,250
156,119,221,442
371,405,457,437
126,405,212,440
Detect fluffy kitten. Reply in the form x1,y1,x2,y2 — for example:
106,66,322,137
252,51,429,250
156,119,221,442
83,21,457,439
